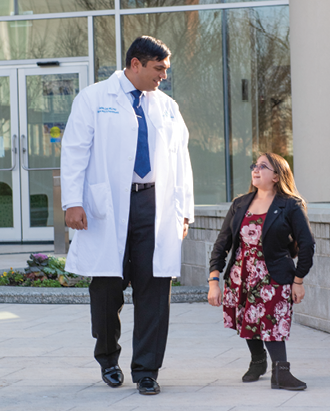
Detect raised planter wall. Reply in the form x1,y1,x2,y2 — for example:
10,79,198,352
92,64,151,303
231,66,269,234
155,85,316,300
181,203,330,334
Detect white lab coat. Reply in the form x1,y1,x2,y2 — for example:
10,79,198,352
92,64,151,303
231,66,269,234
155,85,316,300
61,71,194,277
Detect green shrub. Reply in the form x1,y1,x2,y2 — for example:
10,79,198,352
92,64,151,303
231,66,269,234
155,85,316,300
0,255,82,288
74,278,91,288
0,276,10,286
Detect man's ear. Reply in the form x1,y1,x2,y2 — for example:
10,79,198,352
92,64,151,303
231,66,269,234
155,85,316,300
130,57,141,74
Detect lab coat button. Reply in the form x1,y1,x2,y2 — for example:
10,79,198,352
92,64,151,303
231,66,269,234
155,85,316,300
121,219,125,223
128,156,133,161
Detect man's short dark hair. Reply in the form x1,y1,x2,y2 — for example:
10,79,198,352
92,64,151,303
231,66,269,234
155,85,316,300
126,36,171,68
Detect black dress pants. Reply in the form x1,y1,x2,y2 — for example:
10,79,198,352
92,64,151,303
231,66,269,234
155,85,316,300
89,186,172,382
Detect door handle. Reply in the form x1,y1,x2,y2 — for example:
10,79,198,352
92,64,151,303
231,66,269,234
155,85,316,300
20,134,60,171
0,134,17,171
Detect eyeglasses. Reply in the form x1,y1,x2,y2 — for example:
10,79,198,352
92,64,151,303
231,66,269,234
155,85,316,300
250,163,277,173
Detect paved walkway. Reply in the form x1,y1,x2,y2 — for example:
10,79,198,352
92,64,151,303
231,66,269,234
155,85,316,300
1,302,330,411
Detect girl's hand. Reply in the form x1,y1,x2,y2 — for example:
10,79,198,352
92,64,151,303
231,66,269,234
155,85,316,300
208,271,222,307
292,279,305,304
208,284,222,306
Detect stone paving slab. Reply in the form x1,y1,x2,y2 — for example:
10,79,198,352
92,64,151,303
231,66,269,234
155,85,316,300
0,302,330,411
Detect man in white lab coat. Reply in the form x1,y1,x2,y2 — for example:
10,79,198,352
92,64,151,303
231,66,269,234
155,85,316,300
61,36,194,395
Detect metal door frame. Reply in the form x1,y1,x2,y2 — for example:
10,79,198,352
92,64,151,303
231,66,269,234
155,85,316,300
0,68,21,241
19,64,87,241
0,63,89,243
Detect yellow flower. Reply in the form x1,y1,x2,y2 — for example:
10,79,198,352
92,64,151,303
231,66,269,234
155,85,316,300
2,272,7,277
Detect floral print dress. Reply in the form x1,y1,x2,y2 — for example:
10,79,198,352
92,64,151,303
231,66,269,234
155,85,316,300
223,211,292,341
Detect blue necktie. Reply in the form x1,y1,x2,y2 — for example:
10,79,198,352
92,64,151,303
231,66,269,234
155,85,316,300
131,90,151,179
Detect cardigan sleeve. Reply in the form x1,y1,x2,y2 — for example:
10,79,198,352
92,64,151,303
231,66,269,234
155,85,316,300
209,202,235,274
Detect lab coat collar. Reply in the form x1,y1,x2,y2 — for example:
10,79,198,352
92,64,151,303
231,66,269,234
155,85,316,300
119,69,147,101
106,70,122,95
107,71,135,115
107,70,147,97
147,91,165,130
107,71,168,136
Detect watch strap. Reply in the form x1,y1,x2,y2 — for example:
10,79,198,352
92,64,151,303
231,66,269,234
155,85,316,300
207,277,220,283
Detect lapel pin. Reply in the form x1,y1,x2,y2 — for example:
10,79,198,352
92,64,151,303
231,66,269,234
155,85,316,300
274,210,278,214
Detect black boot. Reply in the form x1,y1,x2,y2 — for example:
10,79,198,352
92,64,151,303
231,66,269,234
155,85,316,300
271,361,307,390
242,350,267,382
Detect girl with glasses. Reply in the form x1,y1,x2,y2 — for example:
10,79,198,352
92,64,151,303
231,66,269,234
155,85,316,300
207,152,314,391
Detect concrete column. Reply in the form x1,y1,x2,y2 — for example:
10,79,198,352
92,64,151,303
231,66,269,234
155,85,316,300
290,0,330,202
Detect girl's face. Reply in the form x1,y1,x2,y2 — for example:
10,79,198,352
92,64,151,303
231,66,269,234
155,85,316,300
251,155,279,190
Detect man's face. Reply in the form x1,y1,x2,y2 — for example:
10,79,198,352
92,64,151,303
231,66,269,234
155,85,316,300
136,56,171,92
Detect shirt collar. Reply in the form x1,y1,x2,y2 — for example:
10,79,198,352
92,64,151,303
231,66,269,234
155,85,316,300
120,69,146,98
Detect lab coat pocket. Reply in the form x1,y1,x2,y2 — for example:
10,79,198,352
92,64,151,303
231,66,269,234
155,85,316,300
87,182,111,220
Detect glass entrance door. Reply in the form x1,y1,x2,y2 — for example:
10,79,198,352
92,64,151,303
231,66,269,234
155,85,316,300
0,64,87,242
19,65,87,241
0,69,21,241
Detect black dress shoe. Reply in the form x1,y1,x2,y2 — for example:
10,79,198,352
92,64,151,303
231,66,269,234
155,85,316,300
137,377,160,395
102,365,124,387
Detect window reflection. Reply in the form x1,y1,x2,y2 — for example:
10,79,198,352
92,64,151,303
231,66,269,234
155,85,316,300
94,16,116,83
0,2,292,207
121,0,275,7
0,0,114,16
122,6,291,203
0,76,13,227
121,0,223,8
0,18,88,60
225,0,274,2
226,6,292,198
122,10,226,204
26,73,80,227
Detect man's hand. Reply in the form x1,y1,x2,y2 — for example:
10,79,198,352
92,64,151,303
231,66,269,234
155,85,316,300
65,207,88,230
183,218,189,239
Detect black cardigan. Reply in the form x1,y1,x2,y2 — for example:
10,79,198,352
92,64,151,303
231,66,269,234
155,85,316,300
209,191,315,285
